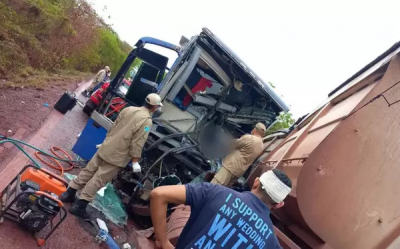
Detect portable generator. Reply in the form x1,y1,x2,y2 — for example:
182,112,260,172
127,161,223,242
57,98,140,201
0,165,68,246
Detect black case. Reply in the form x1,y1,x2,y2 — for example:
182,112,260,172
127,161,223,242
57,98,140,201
54,92,77,114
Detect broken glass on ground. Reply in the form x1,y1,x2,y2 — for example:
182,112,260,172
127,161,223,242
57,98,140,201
153,175,181,188
63,173,77,182
208,158,222,172
62,172,127,226
90,183,127,226
190,171,216,183
190,172,209,183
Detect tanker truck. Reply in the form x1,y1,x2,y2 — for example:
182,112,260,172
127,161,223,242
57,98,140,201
246,41,400,249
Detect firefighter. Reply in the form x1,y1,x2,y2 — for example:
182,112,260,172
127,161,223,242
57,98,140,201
61,93,163,220
83,66,111,97
210,122,266,187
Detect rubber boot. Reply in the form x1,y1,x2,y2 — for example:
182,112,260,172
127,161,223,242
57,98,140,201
60,187,77,203
69,199,90,220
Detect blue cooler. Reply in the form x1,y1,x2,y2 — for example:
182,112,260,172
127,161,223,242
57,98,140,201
72,111,113,161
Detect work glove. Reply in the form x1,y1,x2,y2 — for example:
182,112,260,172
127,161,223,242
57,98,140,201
132,162,141,173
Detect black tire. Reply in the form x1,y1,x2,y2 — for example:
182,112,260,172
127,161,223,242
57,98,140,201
83,99,96,116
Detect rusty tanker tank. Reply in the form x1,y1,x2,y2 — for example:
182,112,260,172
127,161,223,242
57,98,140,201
247,42,400,249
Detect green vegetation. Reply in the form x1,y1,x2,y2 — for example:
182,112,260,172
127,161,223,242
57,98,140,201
266,82,295,134
0,0,132,85
124,58,142,80
266,112,295,135
1,70,92,89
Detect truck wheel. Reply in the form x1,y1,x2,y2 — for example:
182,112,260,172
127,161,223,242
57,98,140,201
83,99,96,116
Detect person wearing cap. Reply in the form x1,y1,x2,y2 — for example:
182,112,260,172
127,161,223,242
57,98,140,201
83,66,111,97
150,169,292,249
211,122,266,187
61,93,163,219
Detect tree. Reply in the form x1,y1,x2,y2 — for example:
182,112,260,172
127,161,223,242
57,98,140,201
266,112,295,135
265,82,295,134
0,0,132,77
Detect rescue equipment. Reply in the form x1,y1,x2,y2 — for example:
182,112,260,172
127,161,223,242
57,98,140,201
0,165,68,246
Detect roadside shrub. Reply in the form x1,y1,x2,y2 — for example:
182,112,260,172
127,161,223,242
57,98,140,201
0,0,132,78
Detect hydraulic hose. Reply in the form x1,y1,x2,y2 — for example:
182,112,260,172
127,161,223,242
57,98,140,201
0,139,42,168
0,135,85,176
1,136,83,163
35,147,76,176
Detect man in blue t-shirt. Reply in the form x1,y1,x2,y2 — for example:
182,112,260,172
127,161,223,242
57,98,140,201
150,169,292,249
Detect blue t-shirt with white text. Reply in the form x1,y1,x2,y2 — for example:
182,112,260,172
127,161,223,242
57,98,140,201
176,183,282,249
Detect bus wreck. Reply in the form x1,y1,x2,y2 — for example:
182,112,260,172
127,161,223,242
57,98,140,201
88,28,289,226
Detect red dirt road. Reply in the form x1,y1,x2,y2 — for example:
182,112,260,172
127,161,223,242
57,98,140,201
0,80,105,249
0,80,85,170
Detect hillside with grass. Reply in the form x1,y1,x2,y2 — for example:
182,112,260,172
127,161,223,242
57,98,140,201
0,0,131,87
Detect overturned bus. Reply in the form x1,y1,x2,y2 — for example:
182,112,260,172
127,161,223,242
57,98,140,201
84,28,289,226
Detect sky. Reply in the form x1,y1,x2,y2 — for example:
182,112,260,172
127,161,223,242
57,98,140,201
91,0,400,118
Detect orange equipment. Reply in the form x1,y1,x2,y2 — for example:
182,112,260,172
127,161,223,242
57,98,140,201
0,165,68,246
20,167,68,197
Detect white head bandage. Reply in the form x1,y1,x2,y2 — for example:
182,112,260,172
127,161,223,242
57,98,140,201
259,171,291,203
